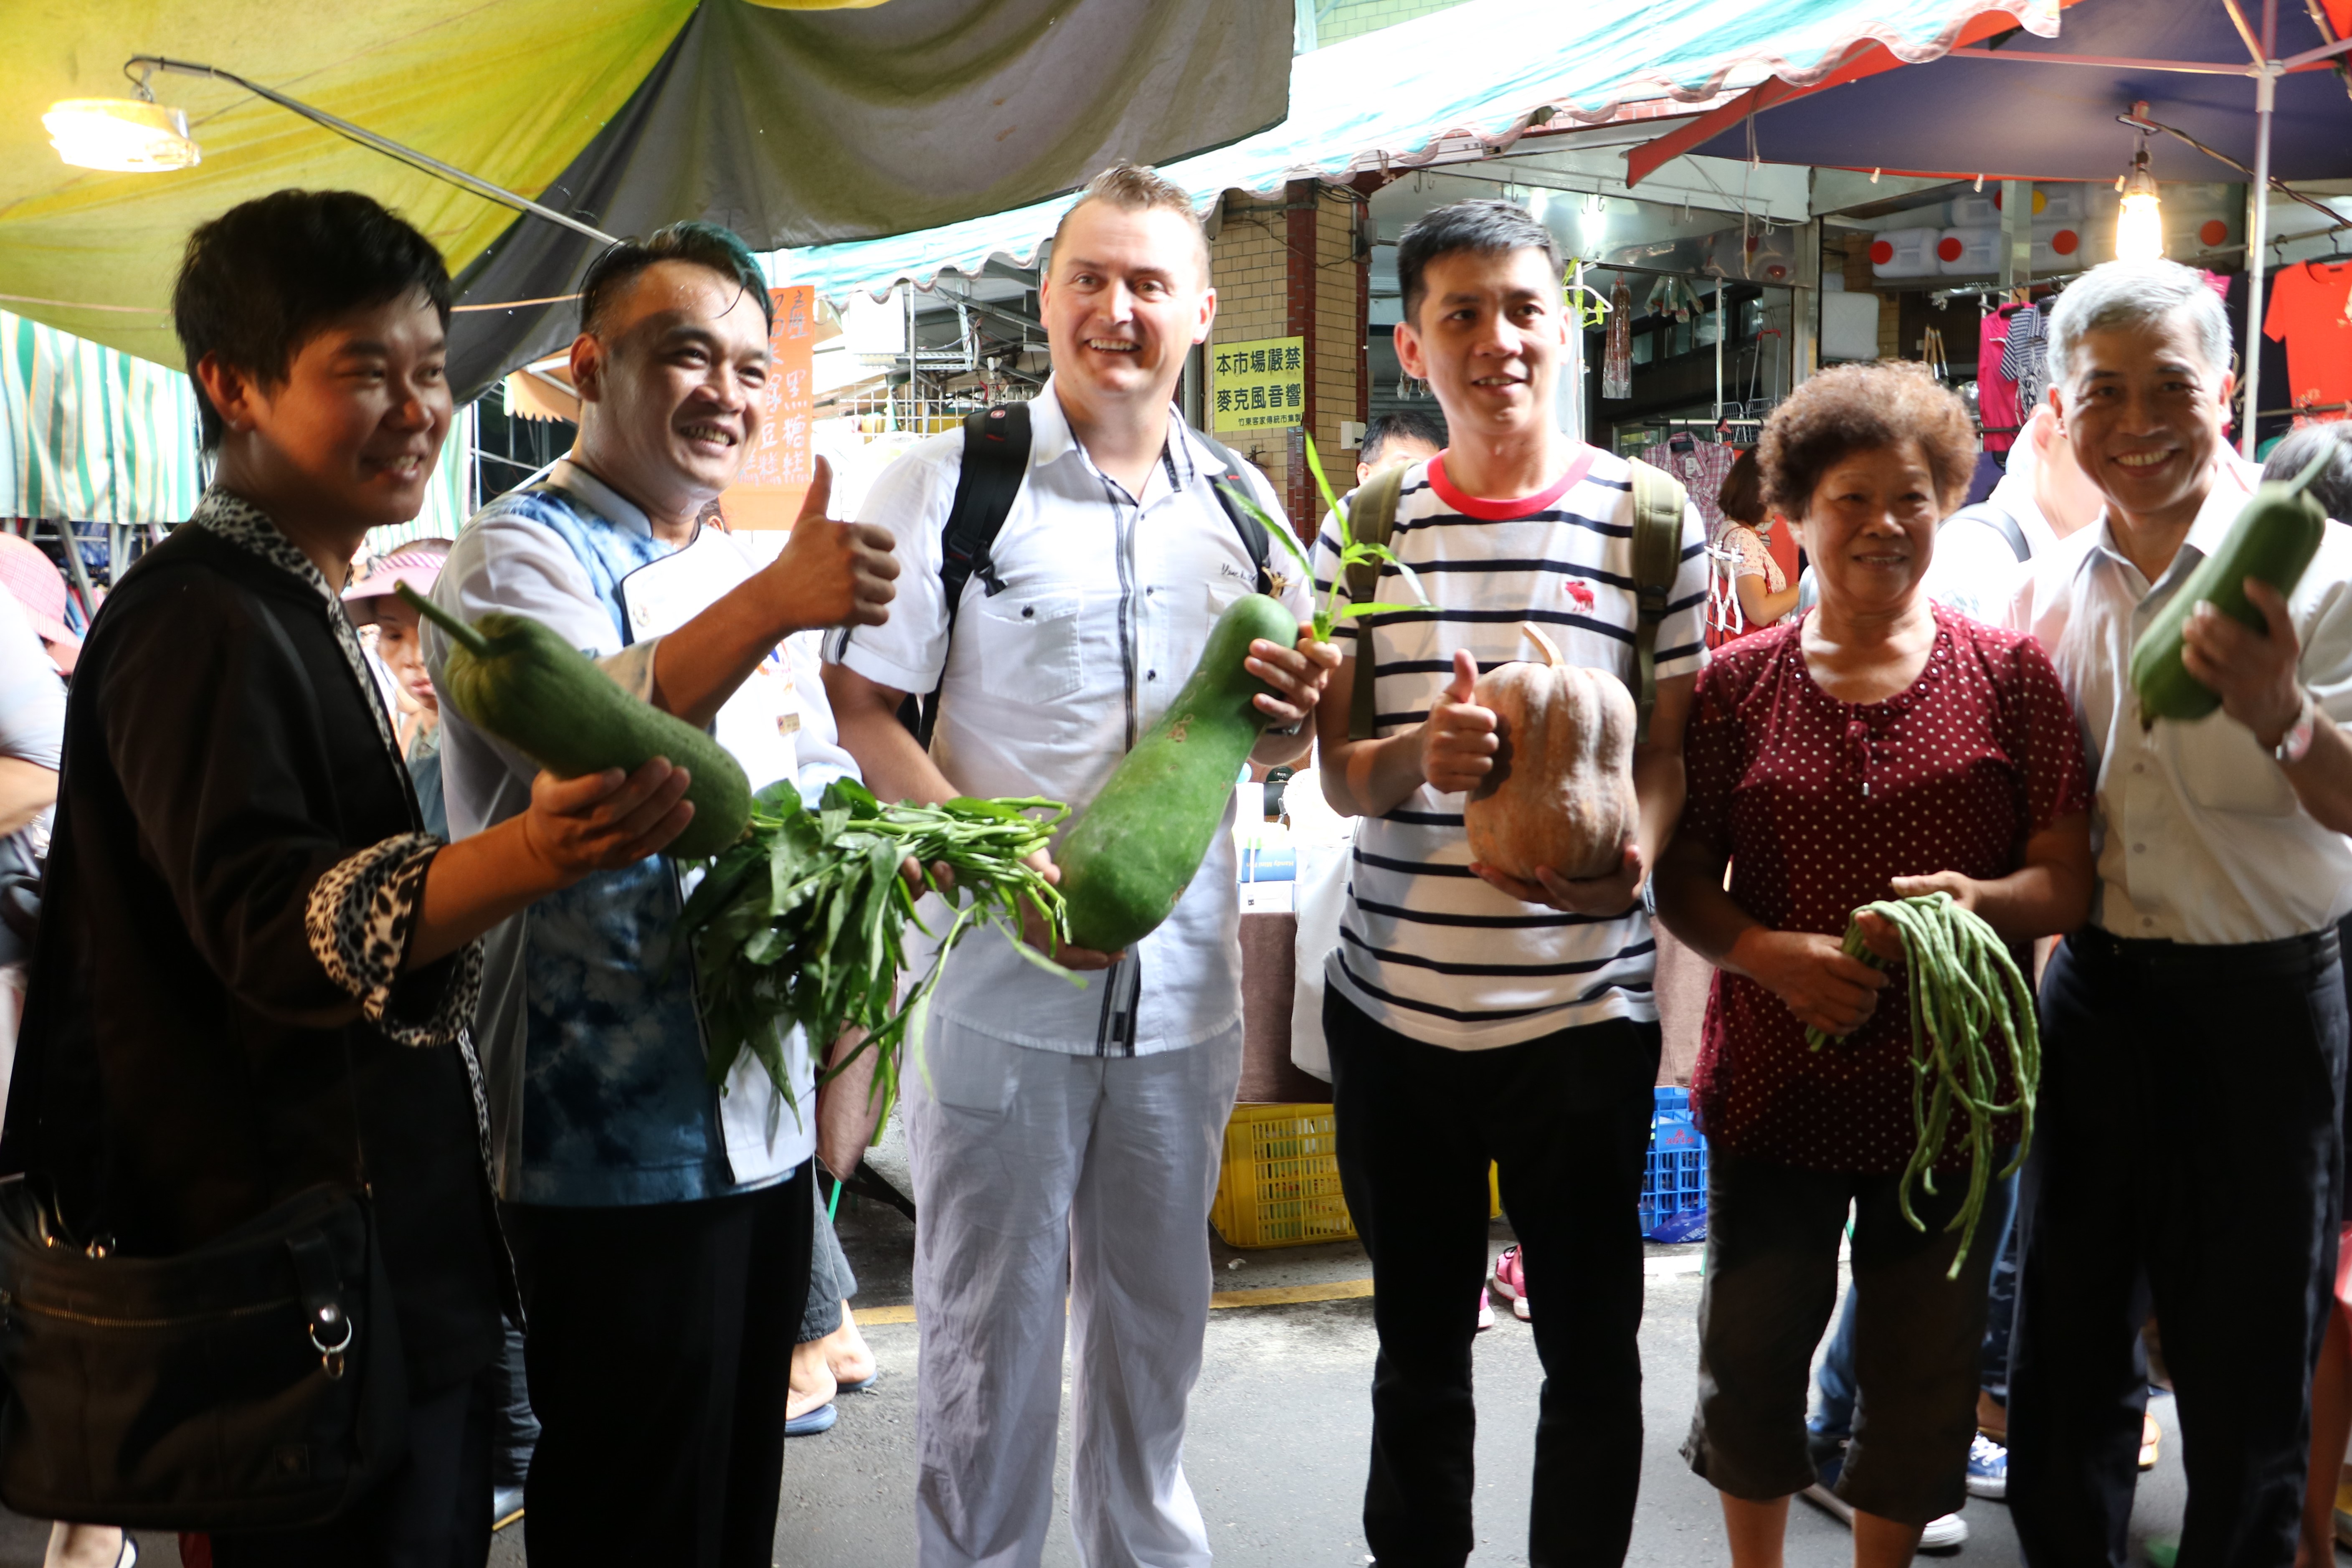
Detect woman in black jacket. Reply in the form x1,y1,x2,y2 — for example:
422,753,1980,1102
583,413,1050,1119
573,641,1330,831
1,190,695,1568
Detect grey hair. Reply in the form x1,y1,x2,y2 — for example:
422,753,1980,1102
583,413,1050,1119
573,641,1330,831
2045,260,2234,390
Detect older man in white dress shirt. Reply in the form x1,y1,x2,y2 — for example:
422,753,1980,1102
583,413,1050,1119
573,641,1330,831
2005,259,2352,1565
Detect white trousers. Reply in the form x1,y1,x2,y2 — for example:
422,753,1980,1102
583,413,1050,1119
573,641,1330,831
907,1018,1244,1568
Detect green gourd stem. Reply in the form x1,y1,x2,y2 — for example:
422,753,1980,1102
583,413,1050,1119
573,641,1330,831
395,583,490,657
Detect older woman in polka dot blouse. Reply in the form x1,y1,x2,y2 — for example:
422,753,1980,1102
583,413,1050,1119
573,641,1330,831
1654,363,2095,1562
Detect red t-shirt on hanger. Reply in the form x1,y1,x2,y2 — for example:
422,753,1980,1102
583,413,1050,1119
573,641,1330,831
2263,260,2352,416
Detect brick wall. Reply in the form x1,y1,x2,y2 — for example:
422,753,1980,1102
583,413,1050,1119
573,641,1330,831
1209,185,1365,544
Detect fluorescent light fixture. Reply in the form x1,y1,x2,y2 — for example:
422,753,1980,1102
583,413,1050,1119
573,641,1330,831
2116,147,2164,263
43,97,200,172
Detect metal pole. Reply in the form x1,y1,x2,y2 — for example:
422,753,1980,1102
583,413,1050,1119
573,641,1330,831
2240,0,2280,459
2000,180,2033,295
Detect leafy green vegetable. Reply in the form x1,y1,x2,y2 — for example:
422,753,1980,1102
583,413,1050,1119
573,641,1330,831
1212,431,1430,644
677,778,1079,1131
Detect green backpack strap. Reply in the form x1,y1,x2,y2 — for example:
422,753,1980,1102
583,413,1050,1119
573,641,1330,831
1343,464,1410,742
1625,457,1688,745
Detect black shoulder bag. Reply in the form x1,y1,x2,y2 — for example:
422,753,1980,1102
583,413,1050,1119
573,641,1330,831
0,602,409,1531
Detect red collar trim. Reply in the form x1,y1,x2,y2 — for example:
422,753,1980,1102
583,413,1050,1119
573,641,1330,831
1426,447,1599,521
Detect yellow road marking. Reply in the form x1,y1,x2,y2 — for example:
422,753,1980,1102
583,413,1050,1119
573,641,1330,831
847,1278,1379,1329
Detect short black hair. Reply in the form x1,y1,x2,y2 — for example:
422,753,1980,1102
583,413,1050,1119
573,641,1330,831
2264,423,2352,522
578,221,773,341
1718,447,1766,526
1395,199,1564,331
173,189,452,452
1361,409,1447,466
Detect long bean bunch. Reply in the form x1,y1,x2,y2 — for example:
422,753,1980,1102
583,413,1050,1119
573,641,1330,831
677,778,1078,1127
1804,892,2040,1276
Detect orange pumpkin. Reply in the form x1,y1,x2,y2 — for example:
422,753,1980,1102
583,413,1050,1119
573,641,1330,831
1463,625,1637,883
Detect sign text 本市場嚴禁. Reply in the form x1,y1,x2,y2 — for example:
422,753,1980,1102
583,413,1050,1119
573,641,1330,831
1213,335,1304,433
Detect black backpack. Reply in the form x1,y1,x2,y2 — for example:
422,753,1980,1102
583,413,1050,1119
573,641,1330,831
895,402,1274,746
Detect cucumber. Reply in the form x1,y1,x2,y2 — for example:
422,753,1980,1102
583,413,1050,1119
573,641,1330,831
1057,593,1298,951
2129,448,2336,727
399,585,752,857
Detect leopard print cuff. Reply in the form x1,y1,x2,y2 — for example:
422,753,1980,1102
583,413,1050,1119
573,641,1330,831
306,833,483,1049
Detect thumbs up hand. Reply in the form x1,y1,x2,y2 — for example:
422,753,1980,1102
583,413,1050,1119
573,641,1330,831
1420,648,1499,795
768,455,901,631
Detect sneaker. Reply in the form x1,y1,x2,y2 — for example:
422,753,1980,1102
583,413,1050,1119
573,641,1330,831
1475,1280,1495,1332
1490,1245,1531,1322
1799,1441,1969,1549
1965,1432,2007,1499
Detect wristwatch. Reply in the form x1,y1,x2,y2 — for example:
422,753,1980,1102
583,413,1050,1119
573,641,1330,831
2274,688,2320,766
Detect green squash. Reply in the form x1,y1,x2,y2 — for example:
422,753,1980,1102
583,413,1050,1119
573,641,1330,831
1057,593,1298,951
2129,448,2335,727
399,586,752,858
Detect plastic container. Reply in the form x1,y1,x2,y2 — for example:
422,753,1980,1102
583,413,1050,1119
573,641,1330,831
1211,1103,1503,1249
2033,218,2088,271
1868,226,1943,280
1641,1089,1709,1240
1936,227,2000,275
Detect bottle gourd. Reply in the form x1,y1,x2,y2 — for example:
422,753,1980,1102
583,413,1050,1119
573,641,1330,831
2130,448,2336,727
1056,593,1298,952
398,585,752,857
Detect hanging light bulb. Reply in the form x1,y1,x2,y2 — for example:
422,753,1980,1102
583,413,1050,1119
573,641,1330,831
44,96,200,172
2115,144,2164,263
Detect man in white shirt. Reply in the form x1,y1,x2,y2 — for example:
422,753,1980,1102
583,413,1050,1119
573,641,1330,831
1309,199,1710,1567
2004,259,2352,1564
1922,402,2107,623
823,165,1330,1568
427,222,896,1567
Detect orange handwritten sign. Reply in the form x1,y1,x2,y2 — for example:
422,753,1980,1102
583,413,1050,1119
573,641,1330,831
721,286,816,529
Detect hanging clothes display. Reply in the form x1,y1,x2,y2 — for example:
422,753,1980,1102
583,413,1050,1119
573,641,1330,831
1646,274,1703,322
1637,430,1736,531
1603,277,1635,400
1977,305,2025,454
2263,259,2352,419
2000,301,2051,421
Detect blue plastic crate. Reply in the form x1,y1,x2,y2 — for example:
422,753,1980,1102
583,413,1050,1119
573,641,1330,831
1641,1096,1707,1241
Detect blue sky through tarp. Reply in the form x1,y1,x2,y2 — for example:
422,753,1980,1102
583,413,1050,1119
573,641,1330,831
768,0,2060,299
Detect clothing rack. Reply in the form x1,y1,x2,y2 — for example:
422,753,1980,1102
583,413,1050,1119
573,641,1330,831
2258,401,2351,418
1928,271,2088,309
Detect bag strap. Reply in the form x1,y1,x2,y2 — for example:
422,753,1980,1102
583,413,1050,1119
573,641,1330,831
1189,428,1275,596
896,404,1034,747
1343,465,1409,742
1625,458,1688,745
1941,501,2032,564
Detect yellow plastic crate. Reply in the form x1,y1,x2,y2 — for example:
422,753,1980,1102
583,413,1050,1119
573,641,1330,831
1211,1102,1500,1249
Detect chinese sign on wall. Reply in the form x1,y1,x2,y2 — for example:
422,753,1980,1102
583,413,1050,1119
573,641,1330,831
1213,335,1304,433
722,285,816,529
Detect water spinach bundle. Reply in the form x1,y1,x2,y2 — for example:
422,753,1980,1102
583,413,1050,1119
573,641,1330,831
1805,892,2041,1276
677,779,1076,1119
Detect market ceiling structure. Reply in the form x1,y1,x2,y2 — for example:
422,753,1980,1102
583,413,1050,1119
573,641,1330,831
0,0,1291,394
1630,0,2352,183
768,0,2070,303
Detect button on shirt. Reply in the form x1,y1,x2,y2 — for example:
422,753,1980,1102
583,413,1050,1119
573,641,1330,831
2008,460,2352,944
828,383,1310,1055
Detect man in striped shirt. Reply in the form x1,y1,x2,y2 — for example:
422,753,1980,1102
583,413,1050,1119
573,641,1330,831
1310,199,1709,1565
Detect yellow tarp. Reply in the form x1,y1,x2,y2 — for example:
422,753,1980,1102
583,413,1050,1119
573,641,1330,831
0,0,700,366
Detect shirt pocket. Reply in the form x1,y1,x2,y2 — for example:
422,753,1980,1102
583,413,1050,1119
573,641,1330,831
2169,709,2296,816
976,589,1084,703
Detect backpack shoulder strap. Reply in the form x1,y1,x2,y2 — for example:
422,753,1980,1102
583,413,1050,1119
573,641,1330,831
1625,457,1688,745
900,403,1032,746
1941,501,2032,564
1343,464,1409,743
1188,426,1274,595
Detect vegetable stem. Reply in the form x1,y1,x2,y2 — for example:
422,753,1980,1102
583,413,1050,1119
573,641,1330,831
396,583,492,656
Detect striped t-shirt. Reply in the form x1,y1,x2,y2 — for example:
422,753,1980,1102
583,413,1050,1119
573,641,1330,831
1311,447,1711,1050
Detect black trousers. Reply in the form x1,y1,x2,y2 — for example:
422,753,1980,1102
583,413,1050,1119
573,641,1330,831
1326,990,1660,1568
208,1366,493,1568
2010,930,2346,1568
502,1164,816,1568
